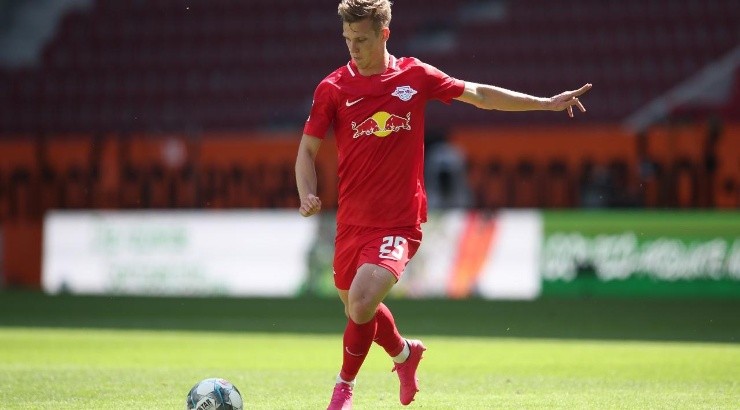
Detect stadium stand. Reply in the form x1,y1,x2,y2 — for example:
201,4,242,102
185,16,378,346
0,0,738,133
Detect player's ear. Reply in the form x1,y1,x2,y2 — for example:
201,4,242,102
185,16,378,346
382,27,390,41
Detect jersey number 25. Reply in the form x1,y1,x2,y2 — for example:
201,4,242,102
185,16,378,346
379,236,407,260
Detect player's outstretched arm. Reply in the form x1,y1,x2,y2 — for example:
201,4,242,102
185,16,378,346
455,82,592,118
295,134,323,217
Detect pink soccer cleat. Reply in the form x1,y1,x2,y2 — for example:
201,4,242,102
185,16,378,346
327,382,353,410
392,339,427,405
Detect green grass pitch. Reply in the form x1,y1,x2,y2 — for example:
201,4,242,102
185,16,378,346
0,293,738,409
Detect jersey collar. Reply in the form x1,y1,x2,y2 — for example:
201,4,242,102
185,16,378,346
346,55,398,77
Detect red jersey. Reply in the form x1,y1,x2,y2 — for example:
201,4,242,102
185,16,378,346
304,56,465,227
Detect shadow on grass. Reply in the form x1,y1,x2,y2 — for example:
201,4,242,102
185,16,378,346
0,291,737,343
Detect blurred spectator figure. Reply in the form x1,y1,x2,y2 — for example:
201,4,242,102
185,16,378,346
703,117,721,207
424,129,472,209
636,131,660,207
579,162,613,208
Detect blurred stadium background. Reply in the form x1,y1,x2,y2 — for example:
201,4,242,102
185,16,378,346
0,0,738,299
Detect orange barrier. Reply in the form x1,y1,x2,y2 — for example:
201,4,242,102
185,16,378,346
2,221,42,288
452,125,637,167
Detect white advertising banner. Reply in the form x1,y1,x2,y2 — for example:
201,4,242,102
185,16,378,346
42,210,316,297
475,210,542,299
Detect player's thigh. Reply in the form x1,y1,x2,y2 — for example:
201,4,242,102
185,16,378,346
348,263,397,306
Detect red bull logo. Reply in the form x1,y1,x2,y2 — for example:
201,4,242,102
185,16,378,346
351,111,411,139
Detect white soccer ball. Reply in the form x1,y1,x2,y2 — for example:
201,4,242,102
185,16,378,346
185,377,243,410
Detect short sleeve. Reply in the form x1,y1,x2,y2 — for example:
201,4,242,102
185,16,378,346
422,62,465,104
303,80,337,138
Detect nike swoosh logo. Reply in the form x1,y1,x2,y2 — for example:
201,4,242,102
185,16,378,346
345,98,364,107
345,347,364,357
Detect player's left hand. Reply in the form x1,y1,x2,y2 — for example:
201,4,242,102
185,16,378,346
548,83,592,118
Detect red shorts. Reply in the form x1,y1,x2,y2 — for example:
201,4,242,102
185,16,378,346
333,223,423,290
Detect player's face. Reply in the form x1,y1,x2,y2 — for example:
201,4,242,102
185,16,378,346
342,18,388,71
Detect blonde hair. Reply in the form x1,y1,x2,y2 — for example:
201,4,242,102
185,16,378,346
337,0,392,33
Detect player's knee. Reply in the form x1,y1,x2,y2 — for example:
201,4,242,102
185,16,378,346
347,300,377,324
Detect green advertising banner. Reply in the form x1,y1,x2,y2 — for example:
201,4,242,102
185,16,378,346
542,211,740,297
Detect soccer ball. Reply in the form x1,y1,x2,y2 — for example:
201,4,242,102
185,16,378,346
185,378,243,410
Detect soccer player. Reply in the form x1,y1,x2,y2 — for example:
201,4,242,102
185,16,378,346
294,1,592,408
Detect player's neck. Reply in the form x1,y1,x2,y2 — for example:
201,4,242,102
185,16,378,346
356,51,390,77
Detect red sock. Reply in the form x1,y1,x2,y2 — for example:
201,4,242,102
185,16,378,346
339,317,377,382
373,303,405,357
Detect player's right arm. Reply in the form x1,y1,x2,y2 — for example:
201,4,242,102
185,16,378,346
295,134,323,217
